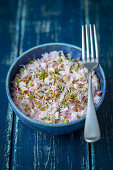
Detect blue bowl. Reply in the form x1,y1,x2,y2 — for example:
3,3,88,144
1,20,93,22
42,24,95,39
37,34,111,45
6,43,106,135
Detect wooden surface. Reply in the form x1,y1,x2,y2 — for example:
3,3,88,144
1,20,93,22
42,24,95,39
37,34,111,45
0,0,113,169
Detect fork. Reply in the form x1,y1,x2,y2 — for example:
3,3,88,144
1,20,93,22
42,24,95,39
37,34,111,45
82,24,101,142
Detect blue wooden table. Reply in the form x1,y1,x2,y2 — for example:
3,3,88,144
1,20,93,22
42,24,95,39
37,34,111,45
0,0,113,169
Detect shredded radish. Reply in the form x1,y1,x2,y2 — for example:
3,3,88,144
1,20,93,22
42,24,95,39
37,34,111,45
11,51,102,124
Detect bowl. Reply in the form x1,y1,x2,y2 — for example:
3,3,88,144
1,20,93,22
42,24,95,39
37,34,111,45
6,43,106,135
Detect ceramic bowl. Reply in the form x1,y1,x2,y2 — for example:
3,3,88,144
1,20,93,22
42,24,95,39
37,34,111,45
6,43,106,135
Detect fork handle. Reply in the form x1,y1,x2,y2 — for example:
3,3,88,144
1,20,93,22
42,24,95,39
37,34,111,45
84,71,101,143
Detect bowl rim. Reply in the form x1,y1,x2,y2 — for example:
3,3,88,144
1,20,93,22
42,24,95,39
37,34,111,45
6,42,106,128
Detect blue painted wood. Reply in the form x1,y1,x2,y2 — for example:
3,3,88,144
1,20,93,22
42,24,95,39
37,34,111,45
0,0,19,169
83,0,113,169
10,0,90,170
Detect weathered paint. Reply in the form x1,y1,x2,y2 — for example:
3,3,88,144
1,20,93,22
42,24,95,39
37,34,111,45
0,0,19,169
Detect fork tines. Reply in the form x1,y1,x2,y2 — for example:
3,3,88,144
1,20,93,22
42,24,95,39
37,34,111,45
82,24,99,64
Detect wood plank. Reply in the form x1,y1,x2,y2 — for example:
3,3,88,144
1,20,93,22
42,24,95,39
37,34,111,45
0,0,20,169
83,0,113,169
11,0,90,169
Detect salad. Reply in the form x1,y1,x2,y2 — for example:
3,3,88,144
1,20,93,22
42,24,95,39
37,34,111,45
11,51,102,124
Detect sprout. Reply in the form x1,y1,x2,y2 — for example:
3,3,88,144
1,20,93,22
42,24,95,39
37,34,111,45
36,104,41,108
52,92,55,97
80,84,84,88
30,60,34,64
28,93,33,99
22,91,24,94
19,95,23,99
27,106,30,110
18,79,22,82
25,76,29,80
39,74,43,79
62,101,67,105
62,119,67,123
77,106,80,110
59,52,62,56
59,58,63,64
58,85,62,90
98,84,101,88
39,71,48,80
53,76,57,80
69,93,73,98
72,66,77,70
16,73,19,77
20,67,24,71
35,90,38,94
74,95,77,99
70,84,74,88
28,81,33,86
41,106,45,111
53,120,57,124
55,68,59,74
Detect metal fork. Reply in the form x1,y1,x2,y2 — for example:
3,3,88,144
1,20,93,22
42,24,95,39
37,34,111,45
82,24,101,142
